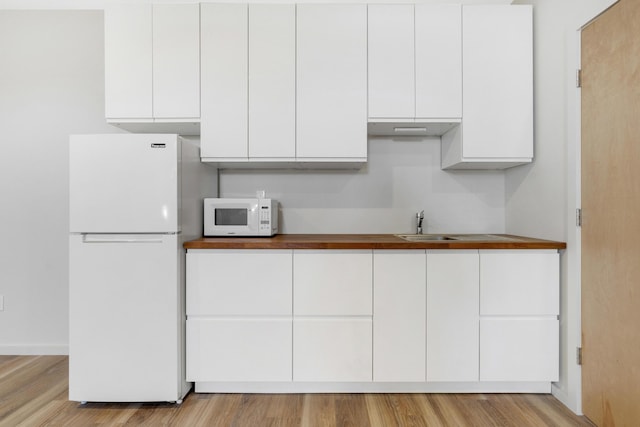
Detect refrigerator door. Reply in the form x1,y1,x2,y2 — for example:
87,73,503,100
69,233,187,402
69,134,180,233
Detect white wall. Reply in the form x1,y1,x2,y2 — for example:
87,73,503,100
0,11,119,354
220,138,505,234
506,0,617,415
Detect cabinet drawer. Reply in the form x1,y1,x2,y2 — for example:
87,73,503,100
187,318,292,382
293,250,372,316
293,318,372,382
480,250,559,315
480,317,559,382
187,250,292,316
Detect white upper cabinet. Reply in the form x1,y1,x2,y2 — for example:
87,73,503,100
248,4,296,160
414,4,462,120
104,4,200,133
368,4,415,119
104,4,152,120
200,4,296,162
442,5,533,169
153,4,200,120
296,4,367,161
200,3,248,159
367,4,461,137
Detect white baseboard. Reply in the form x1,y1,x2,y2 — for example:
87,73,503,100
552,383,581,415
195,381,552,394
0,344,69,355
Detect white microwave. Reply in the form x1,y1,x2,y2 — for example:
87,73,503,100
204,198,279,237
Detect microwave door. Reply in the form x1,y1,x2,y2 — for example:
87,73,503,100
211,205,259,235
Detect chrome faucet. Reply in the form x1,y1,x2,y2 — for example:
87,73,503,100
416,210,424,234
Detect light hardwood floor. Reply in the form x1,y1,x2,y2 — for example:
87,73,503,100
0,356,593,426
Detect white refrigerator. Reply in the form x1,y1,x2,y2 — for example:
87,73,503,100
68,134,216,403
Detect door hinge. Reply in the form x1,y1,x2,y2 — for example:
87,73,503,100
577,347,583,365
576,69,582,88
576,208,582,227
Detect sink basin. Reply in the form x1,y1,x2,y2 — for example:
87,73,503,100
395,234,459,242
395,234,523,242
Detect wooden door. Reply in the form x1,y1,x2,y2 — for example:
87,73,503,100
581,0,640,424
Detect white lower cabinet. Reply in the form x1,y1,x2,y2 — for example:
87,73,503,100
426,250,479,382
480,317,559,382
293,318,372,382
185,250,293,383
186,248,559,390
187,318,292,382
373,251,426,382
293,250,373,382
293,250,372,316
479,250,560,382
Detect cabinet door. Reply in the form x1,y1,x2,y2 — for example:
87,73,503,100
293,318,372,382
373,251,426,382
104,4,152,119
186,250,292,316
480,250,559,316
187,318,292,382
293,250,372,316
152,4,200,119
201,3,248,159
415,4,462,119
480,318,559,382
426,250,479,382
368,4,414,119
296,4,367,160
461,5,533,159
248,4,296,159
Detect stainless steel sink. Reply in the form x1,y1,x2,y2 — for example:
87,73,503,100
395,234,459,242
396,234,522,242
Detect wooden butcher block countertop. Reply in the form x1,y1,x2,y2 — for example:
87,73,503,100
184,234,566,250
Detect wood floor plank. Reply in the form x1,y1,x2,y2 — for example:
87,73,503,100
1,357,594,427
301,394,336,427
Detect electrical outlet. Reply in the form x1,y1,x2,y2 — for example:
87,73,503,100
0,295,3,311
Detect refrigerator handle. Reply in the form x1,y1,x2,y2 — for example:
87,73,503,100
82,234,165,244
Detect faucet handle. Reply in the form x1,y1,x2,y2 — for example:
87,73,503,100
417,210,424,220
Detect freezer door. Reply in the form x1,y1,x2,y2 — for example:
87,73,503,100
69,234,187,402
69,134,180,233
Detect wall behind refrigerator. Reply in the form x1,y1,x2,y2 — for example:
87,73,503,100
0,11,119,354
0,8,505,354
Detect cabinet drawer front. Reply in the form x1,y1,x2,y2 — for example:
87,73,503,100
293,318,372,382
480,250,559,315
187,318,292,382
293,250,372,316
480,318,559,382
187,250,292,316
